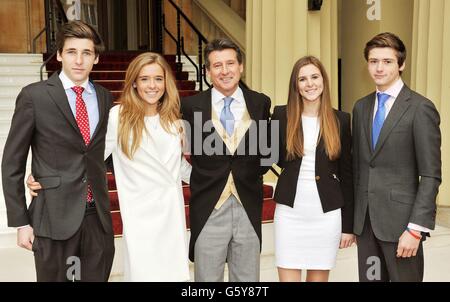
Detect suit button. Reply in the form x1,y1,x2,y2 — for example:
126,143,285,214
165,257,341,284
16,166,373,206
82,177,87,183
315,176,320,181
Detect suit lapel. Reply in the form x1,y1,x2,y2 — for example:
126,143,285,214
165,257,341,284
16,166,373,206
371,86,411,159
362,92,376,153
233,87,261,155
210,108,231,152
90,81,106,144
197,87,261,155
242,87,260,121
192,89,212,128
193,89,230,152
212,106,251,154
46,72,81,136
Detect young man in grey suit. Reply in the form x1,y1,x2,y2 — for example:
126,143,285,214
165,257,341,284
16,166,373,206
1,21,114,281
352,32,441,282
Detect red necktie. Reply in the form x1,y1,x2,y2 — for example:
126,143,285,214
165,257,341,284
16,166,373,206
72,86,93,203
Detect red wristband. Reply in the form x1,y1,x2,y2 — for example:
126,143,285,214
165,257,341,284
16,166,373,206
406,227,421,240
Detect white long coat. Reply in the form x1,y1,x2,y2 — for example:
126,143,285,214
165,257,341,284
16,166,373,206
105,105,191,281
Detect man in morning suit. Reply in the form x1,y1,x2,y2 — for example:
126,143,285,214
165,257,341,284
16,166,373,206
181,38,272,281
352,32,441,282
1,21,114,281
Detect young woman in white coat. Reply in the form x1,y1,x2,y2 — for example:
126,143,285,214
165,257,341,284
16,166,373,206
28,52,191,281
104,52,191,281
271,56,355,282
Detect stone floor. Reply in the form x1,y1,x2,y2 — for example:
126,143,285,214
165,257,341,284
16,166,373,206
437,206,450,228
3,223,449,282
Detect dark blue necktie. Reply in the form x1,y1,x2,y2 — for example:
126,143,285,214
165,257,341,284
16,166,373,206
372,92,390,150
220,96,235,136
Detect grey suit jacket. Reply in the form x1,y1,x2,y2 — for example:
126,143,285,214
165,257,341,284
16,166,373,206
352,84,441,242
1,72,113,240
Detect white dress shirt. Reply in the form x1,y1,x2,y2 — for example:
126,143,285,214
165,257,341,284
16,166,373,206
211,87,246,127
372,78,404,121
59,71,99,139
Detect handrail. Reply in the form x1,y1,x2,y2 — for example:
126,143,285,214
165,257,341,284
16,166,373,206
164,0,211,91
180,37,212,90
168,0,208,43
180,37,199,83
202,64,211,89
163,0,251,93
32,27,47,54
40,52,57,81
162,15,178,48
54,0,68,23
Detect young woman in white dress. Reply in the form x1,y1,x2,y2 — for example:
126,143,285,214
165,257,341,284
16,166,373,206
27,53,191,281
271,56,355,282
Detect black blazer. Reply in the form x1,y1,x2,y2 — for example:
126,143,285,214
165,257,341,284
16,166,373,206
271,105,354,233
181,86,271,261
1,72,113,240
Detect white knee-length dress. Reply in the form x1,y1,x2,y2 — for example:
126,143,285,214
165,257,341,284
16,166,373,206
274,116,341,270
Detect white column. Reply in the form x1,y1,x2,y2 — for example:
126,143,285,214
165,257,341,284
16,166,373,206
411,0,450,206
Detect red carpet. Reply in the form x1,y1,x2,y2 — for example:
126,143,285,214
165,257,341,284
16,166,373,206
108,175,275,235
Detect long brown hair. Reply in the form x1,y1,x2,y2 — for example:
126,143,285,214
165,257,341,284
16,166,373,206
285,56,340,161
118,52,181,159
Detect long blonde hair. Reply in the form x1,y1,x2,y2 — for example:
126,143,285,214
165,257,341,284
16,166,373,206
286,56,340,161
118,52,181,159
